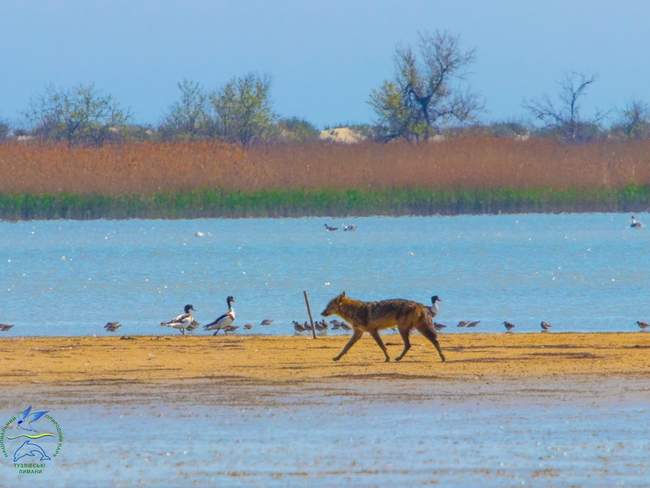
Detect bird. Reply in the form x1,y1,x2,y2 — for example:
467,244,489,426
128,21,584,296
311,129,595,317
315,320,328,331
260,319,273,326
504,321,516,333
343,224,356,231
433,322,448,331
194,231,206,237
244,323,253,330
104,322,121,332
293,321,305,332
204,296,236,335
630,216,643,228
303,321,313,330
0,324,14,332
457,321,470,328
637,321,650,331
338,322,352,331
324,224,338,231
222,324,239,335
540,321,552,332
161,304,195,335
16,406,49,432
427,295,442,318
185,320,199,334
465,320,480,328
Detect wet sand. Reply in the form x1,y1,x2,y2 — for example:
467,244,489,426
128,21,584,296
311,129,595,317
2,332,649,387
2,333,650,487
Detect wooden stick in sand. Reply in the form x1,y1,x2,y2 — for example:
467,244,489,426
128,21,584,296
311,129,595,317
303,290,317,339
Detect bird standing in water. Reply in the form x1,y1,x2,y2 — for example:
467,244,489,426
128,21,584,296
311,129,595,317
540,321,552,333
503,321,516,333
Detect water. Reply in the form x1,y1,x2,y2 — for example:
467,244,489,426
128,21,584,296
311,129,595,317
2,380,649,487
2,213,649,335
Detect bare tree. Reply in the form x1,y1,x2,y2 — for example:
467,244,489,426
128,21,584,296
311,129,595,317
369,31,481,142
26,83,129,146
159,80,212,140
210,73,275,146
612,100,650,139
524,72,605,142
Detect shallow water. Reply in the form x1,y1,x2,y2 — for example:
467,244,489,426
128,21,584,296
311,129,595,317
2,213,650,335
1,380,648,487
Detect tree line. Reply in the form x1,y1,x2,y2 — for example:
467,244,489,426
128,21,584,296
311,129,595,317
1,30,649,147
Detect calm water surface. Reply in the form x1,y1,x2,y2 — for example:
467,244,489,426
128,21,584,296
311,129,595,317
2,213,649,335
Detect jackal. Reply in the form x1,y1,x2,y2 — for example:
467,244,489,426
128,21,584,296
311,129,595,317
321,292,446,363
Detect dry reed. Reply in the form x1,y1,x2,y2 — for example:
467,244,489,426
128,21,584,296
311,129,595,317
2,137,650,195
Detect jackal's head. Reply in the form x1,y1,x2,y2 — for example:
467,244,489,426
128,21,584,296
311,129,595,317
321,291,346,316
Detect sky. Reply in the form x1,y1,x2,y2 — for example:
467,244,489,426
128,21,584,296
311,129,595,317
1,0,649,128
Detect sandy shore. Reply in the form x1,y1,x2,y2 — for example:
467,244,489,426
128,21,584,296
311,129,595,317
2,332,649,386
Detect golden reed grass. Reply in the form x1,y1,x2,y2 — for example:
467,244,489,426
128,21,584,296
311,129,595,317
2,136,650,195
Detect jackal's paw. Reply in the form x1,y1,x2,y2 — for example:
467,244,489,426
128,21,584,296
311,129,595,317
332,356,341,362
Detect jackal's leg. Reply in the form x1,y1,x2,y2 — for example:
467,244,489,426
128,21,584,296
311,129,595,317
333,329,363,361
394,327,411,361
416,324,446,362
369,330,390,362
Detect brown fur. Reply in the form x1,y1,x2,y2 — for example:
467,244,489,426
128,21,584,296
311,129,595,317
321,292,446,363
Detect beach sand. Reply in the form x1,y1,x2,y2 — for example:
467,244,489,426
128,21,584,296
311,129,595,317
2,333,650,487
2,332,649,387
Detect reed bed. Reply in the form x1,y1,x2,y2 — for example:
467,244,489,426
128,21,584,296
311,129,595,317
2,137,650,218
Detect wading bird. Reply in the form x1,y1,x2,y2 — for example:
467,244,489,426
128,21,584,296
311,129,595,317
0,324,14,332
161,304,195,335
637,321,650,331
260,319,273,326
104,322,122,332
204,296,236,336
222,324,239,335
503,321,516,333
465,321,480,328
343,224,356,231
244,323,253,330
324,224,338,231
540,321,552,332
433,322,448,331
631,216,643,228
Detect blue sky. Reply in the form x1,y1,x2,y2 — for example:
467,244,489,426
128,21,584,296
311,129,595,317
1,0,649,128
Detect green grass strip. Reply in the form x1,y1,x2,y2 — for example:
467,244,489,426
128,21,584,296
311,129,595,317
1,185,650,219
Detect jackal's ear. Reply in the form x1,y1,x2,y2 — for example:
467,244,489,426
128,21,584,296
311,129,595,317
340,291,346,298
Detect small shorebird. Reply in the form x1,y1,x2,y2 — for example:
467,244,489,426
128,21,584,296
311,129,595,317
293,321,305,332
630,216,643,228
343,224,356,231
427,296,442,318
636,321,650,331
503,321,516,333
433,322,448,331
161,304,195,335
465,320,480,328
315,320,328,331
244,323,253,330
324,224,338,231
338,322,352,331
104,322,122,332
204,296,236,336
540,321,552,333
260,319,273,326
222,324,239,335
0,324,14,332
